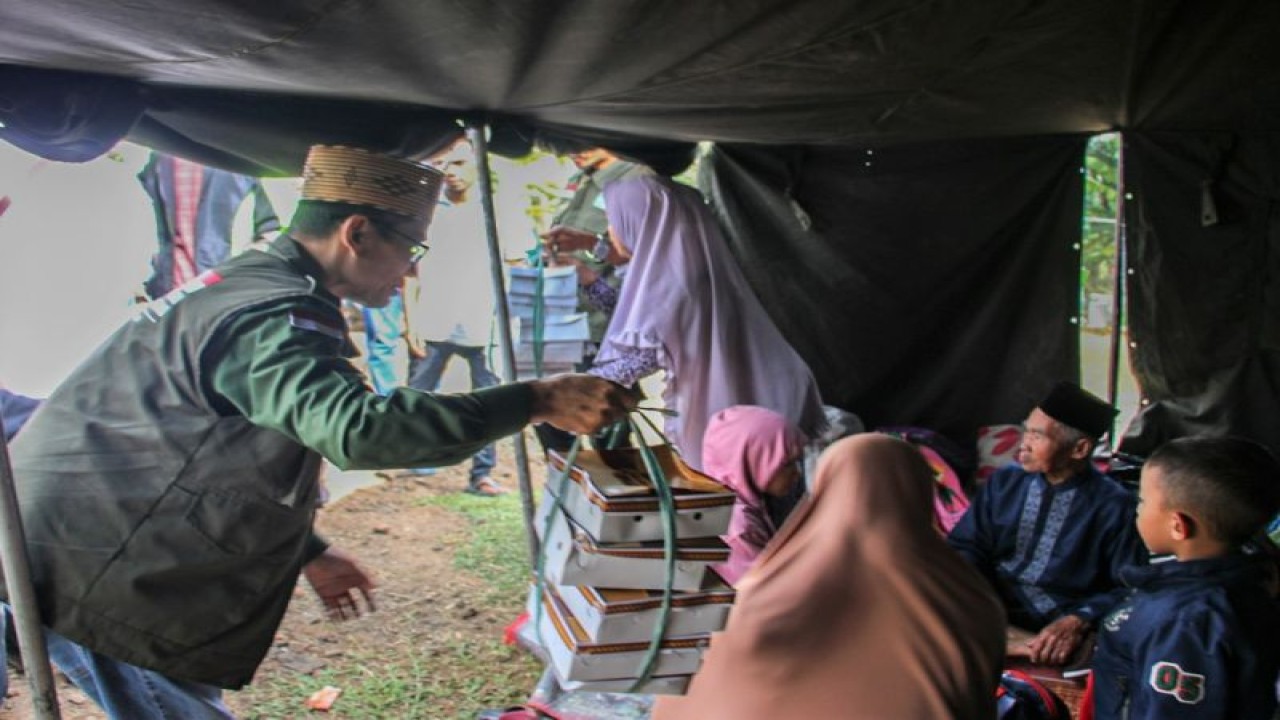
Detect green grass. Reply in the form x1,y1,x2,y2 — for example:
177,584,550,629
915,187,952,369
230,491,542,719
417,492,537,603
239,641,538,719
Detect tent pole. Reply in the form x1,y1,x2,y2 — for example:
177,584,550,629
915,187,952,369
1105,135,1128,442
464,122,540,564
0,430,62,718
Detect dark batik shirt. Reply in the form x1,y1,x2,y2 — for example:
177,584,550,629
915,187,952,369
947,463,1147,629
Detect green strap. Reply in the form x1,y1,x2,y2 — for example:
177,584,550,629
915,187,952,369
530,410,681,694
625,413,678,691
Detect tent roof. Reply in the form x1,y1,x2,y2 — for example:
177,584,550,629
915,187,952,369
3,0,1279,172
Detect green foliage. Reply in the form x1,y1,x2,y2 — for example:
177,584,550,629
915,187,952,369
1082,133,1120,297
524,176,572,233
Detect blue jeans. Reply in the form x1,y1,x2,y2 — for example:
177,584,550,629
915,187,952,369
1,605,232,719
408,341,498,481
361,293,406,396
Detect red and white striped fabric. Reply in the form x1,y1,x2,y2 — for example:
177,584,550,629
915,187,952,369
170,157,205,288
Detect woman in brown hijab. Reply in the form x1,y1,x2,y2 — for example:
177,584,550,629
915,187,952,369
653,434,1006,720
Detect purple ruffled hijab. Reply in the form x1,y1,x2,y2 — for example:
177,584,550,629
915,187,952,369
596,176,824,469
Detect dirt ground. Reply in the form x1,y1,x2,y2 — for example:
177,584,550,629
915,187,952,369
3,442,547,719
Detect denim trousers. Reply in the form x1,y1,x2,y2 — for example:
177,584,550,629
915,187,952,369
1,605,233,719
408,340,499,480
361,292,406,395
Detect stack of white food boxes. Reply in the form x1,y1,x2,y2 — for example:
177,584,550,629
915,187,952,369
527,446,738,695
507,266,588,379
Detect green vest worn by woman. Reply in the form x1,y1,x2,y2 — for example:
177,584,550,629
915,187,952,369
5,242,336,688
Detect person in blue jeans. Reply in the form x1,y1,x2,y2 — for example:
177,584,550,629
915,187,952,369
407,341,500,494
403,137,504,496
358,289,408,396
6,391,226,717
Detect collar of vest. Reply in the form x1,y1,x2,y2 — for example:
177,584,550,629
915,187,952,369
269,235,338,305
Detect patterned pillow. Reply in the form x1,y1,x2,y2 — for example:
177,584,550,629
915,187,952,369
976,424,1021,485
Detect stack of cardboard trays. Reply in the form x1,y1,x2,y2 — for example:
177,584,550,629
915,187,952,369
507,266,586,379
527,446,738,695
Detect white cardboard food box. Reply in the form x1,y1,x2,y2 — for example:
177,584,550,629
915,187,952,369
555,579,735,644
508,295,578,320
543,447,736,543
555,674,691,695
508,265,579,298
535,491,729,591
526,583,709,686
514,340,588,365
514,312,590,343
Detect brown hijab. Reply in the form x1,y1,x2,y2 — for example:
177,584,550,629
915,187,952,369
653,434,1006,720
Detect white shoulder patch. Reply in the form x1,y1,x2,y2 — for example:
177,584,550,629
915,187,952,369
1148,661,1205,704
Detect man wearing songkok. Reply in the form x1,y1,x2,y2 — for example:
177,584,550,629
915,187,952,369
0,144,632,719
948,381,1147,667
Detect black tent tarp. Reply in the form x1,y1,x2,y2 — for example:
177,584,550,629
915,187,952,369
1122,132,1280,455
1,0,1279,452
704,136,1087,447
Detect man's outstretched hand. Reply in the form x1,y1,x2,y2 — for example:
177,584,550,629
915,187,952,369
303,545,377,621
528,374,637,435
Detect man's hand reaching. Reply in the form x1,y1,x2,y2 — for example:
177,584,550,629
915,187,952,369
303,545,377,621
528,374,637,435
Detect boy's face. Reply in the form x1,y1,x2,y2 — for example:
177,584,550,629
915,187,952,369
1136,464,1177,555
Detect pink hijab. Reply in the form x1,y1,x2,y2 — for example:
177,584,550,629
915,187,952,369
654,434,1006,720
596,176,825,469
702,405,807,586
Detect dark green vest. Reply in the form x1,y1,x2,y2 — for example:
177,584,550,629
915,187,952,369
6,241,337,688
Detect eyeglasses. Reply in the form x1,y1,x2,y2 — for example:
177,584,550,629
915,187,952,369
372,221,429,264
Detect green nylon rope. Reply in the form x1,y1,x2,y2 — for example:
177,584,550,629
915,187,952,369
624,413,678,691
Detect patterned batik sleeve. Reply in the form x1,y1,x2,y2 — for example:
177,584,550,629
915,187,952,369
587,346,660,388
581,276,619,315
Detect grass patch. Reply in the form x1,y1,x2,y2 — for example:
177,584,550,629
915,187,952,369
240,640,538,719
417,492,536,602
228,489,543,719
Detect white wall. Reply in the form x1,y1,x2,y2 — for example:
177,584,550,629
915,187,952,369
0,143,573,398
0,143,155,396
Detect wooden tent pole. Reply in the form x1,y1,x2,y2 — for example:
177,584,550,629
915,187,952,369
0,429,62,718
464,123,541,564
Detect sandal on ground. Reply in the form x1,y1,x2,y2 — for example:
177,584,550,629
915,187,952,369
465,477,508,496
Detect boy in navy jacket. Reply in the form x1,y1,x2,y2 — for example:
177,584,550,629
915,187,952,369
1092,436,1280,719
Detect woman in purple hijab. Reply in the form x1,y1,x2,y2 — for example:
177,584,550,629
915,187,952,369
580,174,825,469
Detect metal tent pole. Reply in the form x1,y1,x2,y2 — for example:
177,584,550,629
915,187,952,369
464,122,540,564
1105,136,1128,443
0,430,62,718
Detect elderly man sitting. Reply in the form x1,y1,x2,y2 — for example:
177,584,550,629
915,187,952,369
948,381,1147,666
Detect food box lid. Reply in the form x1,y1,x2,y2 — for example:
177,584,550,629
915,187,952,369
546,447,735,513
538,583,713,655
578,579,736,615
